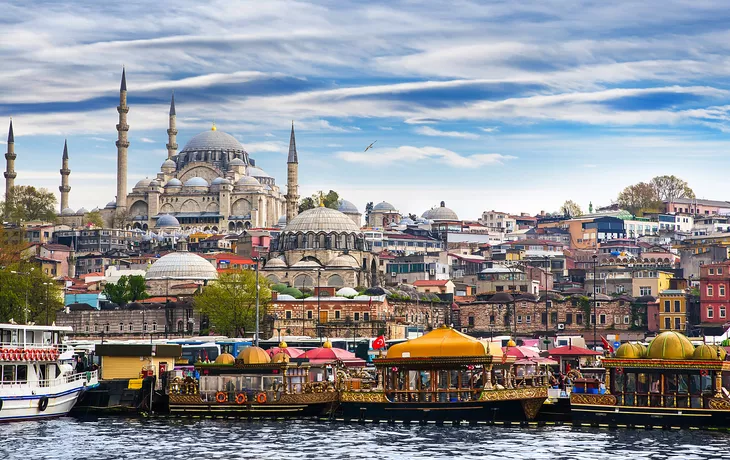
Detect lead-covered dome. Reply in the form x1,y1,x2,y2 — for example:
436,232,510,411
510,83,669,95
283,206,362,234
156,214,180,228
373,201,396,212
181,129,245,154
146,252,218,280
338,199,359,214
184,177,209,187
424,201,459,221
176,126,250,172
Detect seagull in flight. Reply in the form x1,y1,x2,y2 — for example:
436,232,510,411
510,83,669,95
364,140,377,152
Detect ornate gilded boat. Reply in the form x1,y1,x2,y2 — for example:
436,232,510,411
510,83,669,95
339,327,548,423
167,345,337,417
570,331,730,429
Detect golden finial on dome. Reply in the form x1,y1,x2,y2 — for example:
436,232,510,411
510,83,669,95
507,339,516,348
279,341,288,349
211,122,217,131
318,191,325,207
323,340,332,349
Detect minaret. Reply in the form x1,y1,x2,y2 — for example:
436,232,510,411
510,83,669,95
115,68,130,216
59,140,71,212
285,122,299,223
4,118,16,204
166,91,178,159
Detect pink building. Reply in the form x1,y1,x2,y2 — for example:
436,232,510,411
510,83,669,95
37,243,72,278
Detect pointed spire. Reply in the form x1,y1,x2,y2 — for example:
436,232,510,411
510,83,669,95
7,118,13,143
120,67,127,92
169,91,176,116
62,139,69,160
287,121,298,164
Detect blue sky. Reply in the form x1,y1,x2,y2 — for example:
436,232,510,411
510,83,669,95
4,0,730,219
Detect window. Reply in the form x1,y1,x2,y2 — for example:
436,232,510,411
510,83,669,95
565,313,573,325
517,315,522,324
489,315,495,324
674,300,681,312
576,313,583,325
152,321,157,332
143,322,148,332
468,315,475,327
354,312,360,321
335,310,341,320
105,324,110,333
623,315,630,324
614,315,621,325
599,314,606,325
719,268,724,275
363,313,370,321
526,315,531,324
129,323,134,332
709,268,715,275
663,300,671,313
665,317,671,330
721,306,727,318
708,306,714,318
674,317,681,330
640,286,651,296
307,311,313,319
708,285,714,296
118,323,123,332
84,325,89,333
721,285,726,297
541,312,547,325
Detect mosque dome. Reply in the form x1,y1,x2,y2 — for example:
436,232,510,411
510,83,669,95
373,201,396,212
291,259,323,269
181,129,245,154
75,207,88,215
338,199,359,214
146,252,218,280
277,215,287,228
399,217,415,226
156,214,180,228
235,175,261,188
247,166,271,178
161,159,176,169
646,331,694,360
165,178,182,188
105,200,116,209
214,353,236,365
236,346,271,364
282,206,362,234
425,201,459,221
326,254,360,269
264,257,287,269
336,287,359,297
135,178,152,189
228,158,245,167
184,177,209,188
211,177,230,187
61,207,75,215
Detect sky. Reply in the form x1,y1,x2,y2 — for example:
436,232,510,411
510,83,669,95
4,0,730,220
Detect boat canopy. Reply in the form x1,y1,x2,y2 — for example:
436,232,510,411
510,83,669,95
385,327,502,359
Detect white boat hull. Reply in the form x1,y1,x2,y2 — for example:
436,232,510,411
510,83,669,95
0,373,99,422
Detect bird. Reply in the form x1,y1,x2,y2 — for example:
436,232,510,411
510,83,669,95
364,140,377,152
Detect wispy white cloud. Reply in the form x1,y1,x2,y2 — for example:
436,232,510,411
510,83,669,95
139,137,155,143
415,126,480,139
245,141,288,154
379,126,393,130
480,127,499,133
337,145,515,168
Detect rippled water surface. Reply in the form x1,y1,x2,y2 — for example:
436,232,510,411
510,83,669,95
2,417,730,460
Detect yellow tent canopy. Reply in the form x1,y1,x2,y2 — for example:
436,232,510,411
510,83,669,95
386,327,502,359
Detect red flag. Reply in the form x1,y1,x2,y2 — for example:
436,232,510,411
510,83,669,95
373,335,385,350
601,336,614,353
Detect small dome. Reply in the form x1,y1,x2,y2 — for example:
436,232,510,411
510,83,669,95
165,178,183,187
373,201,396,212
214,353,236,365
271,352,290,363
105,200,116,209
236,176,261,188
236,346,271,365
279,341,288,349
149,179,160,187
247,166,271,178
323,340,333,349
399,217,415,225
693,344,725,360
326,254,360,269
184,177,209,187
61,207,75,215
161,159,176,169
135,178,152,189
156,214,180,228
336,287,359,297
615,342,644,359
277,215,287,228
291,259,322,269
425,201,459,221
264,257,287,269
228,158,245,167
647,331,694,360
211,177,230,185
146,252,217,280
276,294,296,300
506,339,516,347
338,199,359,214
76,207,88,215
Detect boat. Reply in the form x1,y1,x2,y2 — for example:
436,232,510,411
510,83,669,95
166,343,338,417
338,327,548,424
0,323,98,422
570,331,730,429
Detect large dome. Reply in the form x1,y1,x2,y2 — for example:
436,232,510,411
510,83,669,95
146,252,218,280
373,201,396,212
282,206,362,234
180,129,245,153
424,201,459,221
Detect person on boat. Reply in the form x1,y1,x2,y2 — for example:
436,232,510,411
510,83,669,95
75,358,85,374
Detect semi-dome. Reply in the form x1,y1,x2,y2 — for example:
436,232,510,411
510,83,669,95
236,176,261,188
264,257,287,269
75,207,88,215
211,177,230,185
247,166,271,178
426,201,459,221
61,207,75,215
615,342,645,359
180,129,245,154
135,178,152,189
214,353,236,365
228,158,245,167
156,214,180,228
326,254,360,269
282,206,362,234
161,159,176,169
338,199,359,214
146,252,218,280
373,201,396,212
647,331,694,360
105,200,116,209
184,177,209,187
237,346,271,365
165,178,182,187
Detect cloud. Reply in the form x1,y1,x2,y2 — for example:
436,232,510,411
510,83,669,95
379,126,393,130
337,145,516,168
246,141,288,154
327,143,343,148
415,126,480,139
480,127,499,133
140,137,155,143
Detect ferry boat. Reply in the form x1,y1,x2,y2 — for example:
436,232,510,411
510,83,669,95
570,331,730,429
339,327,548,423
166,343,338,417
0,323,98,422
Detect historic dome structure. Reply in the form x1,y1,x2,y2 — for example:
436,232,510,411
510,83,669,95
338,199,362,227
146,251,218,281
646,331,694,360
423,201,459,221
61,207,75,215
176,126,249,171
367,201,400,228
281,206,362,235
156,214,180,229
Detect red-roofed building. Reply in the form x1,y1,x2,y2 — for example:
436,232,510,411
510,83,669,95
413,279,455,294
201,253,256,272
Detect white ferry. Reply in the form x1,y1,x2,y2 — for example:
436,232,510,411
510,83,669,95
0,323,98,421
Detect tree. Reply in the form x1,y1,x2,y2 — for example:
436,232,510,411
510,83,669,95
101,275,149,305
0,226,30,267
560,200,582,217
0,262,63,325
4,186,57,224
616,182,661,216
364,202,374,223
298,190,340,213
85,210,104,228
650,175,695,203
407,213,418,221
127,275,149,302
193,270,271,337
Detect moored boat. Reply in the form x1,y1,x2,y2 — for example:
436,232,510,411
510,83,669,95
339,327,548,423
0,323,98,422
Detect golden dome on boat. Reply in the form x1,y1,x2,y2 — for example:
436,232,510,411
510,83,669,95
279,341,288,348
615,342,644,359
237,346,271,364
214,353,236,365
506,339,516,347
323,340,333,349
693,344,726,360
386,326,494,359
271,352,290,363
647,331,694,360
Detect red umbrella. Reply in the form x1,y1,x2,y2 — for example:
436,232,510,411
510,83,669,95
502,346,540,359
301,342,366,367
267,343,306,358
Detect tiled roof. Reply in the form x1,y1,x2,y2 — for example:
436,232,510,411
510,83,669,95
413,280,450,287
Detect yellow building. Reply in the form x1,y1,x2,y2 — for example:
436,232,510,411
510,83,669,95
631,269,673,298
657,289,687,332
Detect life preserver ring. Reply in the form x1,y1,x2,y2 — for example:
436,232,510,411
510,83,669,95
38,396,49,412
215,392,227,403
235,393,247,404
256,392,267,404
700,369,709,377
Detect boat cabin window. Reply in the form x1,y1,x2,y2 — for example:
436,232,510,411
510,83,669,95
384,365,489,403
612,368,720,409
2,365,15,382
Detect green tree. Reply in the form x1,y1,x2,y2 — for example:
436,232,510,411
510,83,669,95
4,186,57,224
84,210,105,228
560,200,582,217
127,275,149,302
0,262,63,325
616,182,661,216
364,202,373,223
101,275,149,305
650,175,695,203
299,190,340,213
193,270,271,337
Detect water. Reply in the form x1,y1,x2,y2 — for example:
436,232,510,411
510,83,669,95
1,418,729,460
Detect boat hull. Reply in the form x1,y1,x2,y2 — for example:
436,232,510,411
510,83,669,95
0,387,84,422
339,387,547,423
168,392,337,418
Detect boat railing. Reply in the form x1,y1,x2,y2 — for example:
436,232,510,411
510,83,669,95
0,370,98,389
0,342,68,352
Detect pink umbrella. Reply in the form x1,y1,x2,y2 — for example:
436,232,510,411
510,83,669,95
502,346,541,359
267,346,306,358
301,343,366,367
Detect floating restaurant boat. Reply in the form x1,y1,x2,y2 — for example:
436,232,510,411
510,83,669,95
166,343,340,417
339,327,548,423
570,331,730,429
0,323,98,422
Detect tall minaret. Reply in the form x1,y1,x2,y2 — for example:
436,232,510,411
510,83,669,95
166,91,178,159
4,118,16,204
115,68,129,215
59,140,70,212
285,122,299,223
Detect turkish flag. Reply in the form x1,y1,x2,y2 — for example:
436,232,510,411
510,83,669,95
601,336,614,353
373,335,386,350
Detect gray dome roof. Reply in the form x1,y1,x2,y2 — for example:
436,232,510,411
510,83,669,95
180,129,245,154
104,200,116,209
161,159,176,168
146,252,218,281
373,201,396,212
247,166,271,178
283,206,362,234
236,175,261,188
326,254,360,269
264,257,287,269
165,178,182,187
61,207,75,215
76,207,88,215
211,177,230,185
277,215,287,227
184,177,209,187
135,178,152,189
427,202,459,221
338,199,359,214
399,217,415,225
156,214,180,228
228,158,245,167
291,259,322,269
149,179,160,187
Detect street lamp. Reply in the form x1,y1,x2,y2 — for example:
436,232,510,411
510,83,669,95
315,268,323,345
253,257,261,347
544,255,550,350
11,267,34,324
43,282,51,325
592,253,598,351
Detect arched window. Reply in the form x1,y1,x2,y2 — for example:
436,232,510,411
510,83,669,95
129,323,134,332
177,321,184,332
119,322,124,332
152,321,157,332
